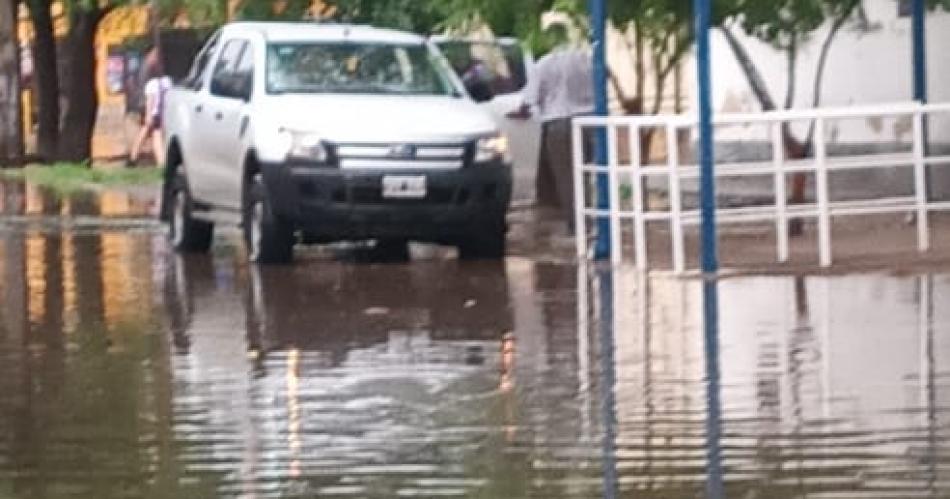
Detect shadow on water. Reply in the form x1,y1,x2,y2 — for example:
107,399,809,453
0,214,948,497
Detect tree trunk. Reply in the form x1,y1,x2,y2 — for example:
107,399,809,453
718,25,810,234
634,22,644,104
803,0,860,153
0,0,23,165
26,0,59,161
718,26,777,112
57,8,103,163
783,39,797,110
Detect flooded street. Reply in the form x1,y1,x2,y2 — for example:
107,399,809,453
0,183,948,498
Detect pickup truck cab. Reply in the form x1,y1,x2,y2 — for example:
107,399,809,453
433,37,541,206
161,22,512,263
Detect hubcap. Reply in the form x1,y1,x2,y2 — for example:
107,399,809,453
171,190,187,246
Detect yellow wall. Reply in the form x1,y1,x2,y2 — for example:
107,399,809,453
17,2,68,40
95,7,150,103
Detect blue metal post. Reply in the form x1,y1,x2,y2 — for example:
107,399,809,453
912,0,927,104
695,0,718,274
912,0,931,197
694,0,724,498
590,0,611,260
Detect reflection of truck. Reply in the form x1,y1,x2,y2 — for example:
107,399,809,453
162,254,517,495
244,261,514,363
433,37,541,205
160,23,513,264
164,254,514,368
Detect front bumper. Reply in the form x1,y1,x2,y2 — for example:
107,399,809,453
259,160,512,242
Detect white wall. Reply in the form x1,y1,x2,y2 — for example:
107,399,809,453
702,0,950,145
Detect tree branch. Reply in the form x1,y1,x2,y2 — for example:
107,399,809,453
718,24,777,111
783,37,797,110
803,0,861,152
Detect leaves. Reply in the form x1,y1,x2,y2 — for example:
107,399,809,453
323,0,452,34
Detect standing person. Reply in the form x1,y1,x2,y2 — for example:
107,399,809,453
128,47,171,167
508,24,594,235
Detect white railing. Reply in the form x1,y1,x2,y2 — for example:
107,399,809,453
573,101,950,272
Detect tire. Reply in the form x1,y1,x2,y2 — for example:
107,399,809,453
168,175,214,253
244,175,295,264
458,224,506,260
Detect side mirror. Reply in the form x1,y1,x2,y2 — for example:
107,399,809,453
235,74,252,102
211,74,251,102
210,77,232,98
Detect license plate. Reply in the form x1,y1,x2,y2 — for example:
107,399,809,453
382,175,427,199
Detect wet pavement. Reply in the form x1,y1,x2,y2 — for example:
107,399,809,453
0,180,948,498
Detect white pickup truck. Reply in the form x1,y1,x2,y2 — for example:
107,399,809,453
433,37,541,205
160,22,512,263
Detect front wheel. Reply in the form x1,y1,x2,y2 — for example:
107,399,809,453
458,224,507,260
168,175,214,253
244,175,295,264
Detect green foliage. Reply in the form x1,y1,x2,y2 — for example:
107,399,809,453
157,0,226,26
0,163,164,194
159,0,455,33
732,0,831,49
324,0,452,34
445,0,559,54
235,0,311,21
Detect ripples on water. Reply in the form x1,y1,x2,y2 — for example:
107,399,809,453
0,220,947,497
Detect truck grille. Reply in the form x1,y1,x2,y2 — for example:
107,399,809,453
332,143,470,170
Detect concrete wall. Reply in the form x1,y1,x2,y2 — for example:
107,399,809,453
615,1,950,198
602,1,950,144
704,1,950,145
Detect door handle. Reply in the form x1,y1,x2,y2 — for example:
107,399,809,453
214,112,223,121
194,104,203,113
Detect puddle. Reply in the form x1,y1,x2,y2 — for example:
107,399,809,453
0,212,947,497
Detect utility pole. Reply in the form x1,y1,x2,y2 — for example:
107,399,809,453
0,0,24,165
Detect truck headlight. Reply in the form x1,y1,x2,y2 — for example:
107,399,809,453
474,134,511,163
283,130,328,163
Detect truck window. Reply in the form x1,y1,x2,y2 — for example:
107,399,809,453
211,40,250,98
182,31,221,91
232,43,254,94
438,41,528,96
265,42,458,96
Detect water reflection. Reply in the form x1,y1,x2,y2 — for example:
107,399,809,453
0,218,947,498
163,255,541,497
586,267,950,498
0,179,155,220
0,228,165,499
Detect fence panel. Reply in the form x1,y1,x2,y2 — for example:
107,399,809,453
573,101,950,272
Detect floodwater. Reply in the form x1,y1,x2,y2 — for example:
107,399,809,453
0,181,948,498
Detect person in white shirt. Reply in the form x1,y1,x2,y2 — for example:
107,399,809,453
129,48,171,167
509,25,594,233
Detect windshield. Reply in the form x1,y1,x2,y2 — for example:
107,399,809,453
437,40,528,96
266,42,459,96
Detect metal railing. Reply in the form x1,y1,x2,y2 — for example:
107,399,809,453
573,101,950,272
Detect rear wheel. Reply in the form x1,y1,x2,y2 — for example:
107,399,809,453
168,175,213,253
458,223,506,260
244,175,295,264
